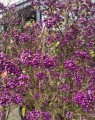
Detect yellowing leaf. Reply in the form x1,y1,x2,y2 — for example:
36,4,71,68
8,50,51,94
89,50,95,58
87,12,90,15
51,41,59,48
34,6,37,10
55,42,59,47
46,70,50,75
21,107,26,117
1,71,7,78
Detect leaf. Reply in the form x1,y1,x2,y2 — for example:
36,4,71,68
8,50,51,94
89,50,95,58
55,42,59,47
21,107,26,117
51,42,59,48
1,71,7,78
34,6,37,10
50,41,60,55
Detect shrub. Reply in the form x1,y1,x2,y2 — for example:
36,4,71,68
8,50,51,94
0,0,95,120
